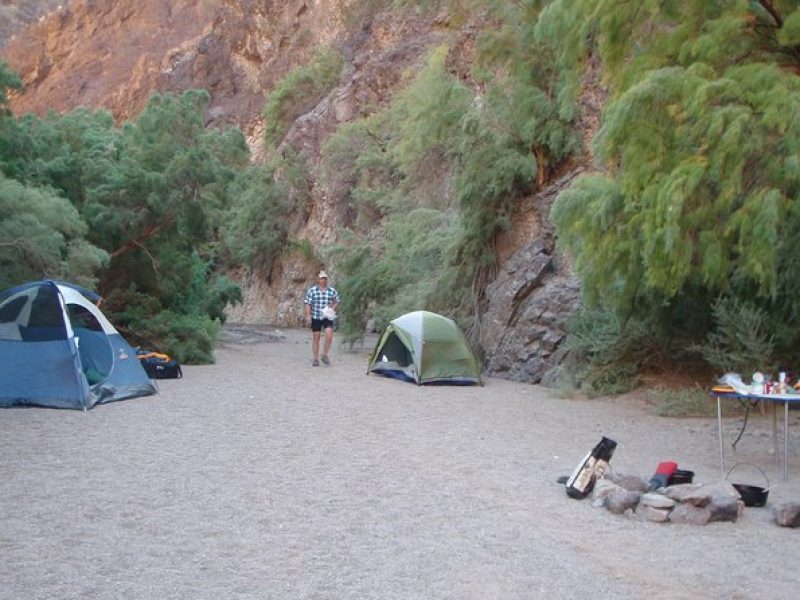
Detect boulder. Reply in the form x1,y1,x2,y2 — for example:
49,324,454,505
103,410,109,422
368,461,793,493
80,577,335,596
773,502,800,528
604,489,642,515
606,472,650,493
669,503,712,526
665,481,740,507
592,478,620,504
635,503,671,523
641,493,676,509
480,176,583,386
665,484,710,507
708,497,740,523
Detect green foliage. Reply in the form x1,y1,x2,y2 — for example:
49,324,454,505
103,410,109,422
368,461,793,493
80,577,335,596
321,6,583,339
653,386,716,418
222,148,311,278
111,286,221,364
565,309,652,396
322,112,399,226
553,60,800,310
0,82,250,362
333,208,456,343
550,0,800,382
263,48,344,147
0,173,107,289
291,238,317,261
442,0,581,314
0,60,22,113
391,45,471,180
694,298,776,376
223,166,292,271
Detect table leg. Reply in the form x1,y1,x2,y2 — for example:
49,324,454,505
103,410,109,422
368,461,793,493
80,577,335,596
784,401,789,482
717,396,724,474
773,401,779,469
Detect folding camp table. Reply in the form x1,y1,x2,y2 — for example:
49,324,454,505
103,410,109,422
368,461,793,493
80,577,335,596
712,391,800,481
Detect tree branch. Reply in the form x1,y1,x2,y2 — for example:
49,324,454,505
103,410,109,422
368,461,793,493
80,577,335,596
758,0,783,28
109,215,174,261
132,240,159,273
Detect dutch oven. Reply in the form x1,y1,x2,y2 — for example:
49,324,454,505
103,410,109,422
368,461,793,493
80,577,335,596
726,463,770,507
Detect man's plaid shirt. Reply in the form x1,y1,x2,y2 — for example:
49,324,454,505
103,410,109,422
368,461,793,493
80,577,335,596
304,285,340,319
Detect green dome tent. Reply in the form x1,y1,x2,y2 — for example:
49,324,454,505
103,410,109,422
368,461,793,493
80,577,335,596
367,311,482,385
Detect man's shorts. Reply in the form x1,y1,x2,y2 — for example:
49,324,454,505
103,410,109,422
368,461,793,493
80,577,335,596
311,318,335,332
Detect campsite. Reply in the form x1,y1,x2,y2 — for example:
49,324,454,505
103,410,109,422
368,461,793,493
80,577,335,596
4,1,800,598
2,327,799,599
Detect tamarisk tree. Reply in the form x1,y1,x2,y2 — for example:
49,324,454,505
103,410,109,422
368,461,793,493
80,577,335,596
551,0,800,362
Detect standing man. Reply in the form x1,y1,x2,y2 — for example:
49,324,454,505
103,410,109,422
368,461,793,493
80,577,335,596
303,270,340,366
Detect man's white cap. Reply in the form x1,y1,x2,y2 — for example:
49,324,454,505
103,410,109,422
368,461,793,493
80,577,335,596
318,270,329,279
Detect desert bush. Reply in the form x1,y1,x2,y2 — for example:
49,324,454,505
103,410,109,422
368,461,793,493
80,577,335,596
565,309,653,396
653,386,717,418
263,48,344,147
694,297,776,377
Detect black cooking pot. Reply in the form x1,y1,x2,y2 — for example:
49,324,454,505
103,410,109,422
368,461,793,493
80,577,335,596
727,463,770,508
732,483,769,507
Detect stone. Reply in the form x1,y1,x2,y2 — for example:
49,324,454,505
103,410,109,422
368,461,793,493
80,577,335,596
592,478,620,503
606,472,650,493
665,484,710,507
605,489,642,515
635,503,671,523
641,493,676,509
480,198,583,385
669,503,712,526
708,497,740,523
701,481,741,500
773,502,800,528
665,481,740,507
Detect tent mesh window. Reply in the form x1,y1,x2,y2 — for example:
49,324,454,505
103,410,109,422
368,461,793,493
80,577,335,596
378,332,412,367
68,303,113,384
1,286,68,341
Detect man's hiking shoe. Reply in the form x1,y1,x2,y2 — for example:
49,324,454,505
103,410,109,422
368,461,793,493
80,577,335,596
321,355,330,365
312,359,320,367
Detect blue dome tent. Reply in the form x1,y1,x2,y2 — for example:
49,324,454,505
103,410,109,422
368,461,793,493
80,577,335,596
0,280,157,410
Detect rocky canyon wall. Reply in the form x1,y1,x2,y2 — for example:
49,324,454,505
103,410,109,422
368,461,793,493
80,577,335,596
1,0,598,383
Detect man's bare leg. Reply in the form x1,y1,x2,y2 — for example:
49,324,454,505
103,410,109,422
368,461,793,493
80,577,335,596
321,327,333,364
312,331,321,364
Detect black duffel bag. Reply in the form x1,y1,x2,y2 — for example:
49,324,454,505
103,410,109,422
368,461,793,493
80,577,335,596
137,349,183,379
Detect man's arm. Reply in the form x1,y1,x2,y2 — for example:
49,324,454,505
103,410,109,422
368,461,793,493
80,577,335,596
303,289,312,325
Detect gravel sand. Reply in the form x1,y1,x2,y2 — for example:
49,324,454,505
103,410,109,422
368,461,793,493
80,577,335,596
2,328,799,599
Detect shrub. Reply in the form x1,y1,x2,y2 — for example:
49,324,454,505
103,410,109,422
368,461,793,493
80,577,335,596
565,309,652,396
263,48,344,147
653,386,717,418
694,297,776,377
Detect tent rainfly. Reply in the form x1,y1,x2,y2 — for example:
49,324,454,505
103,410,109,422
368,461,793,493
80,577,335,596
367,310,482,385
0,280,157,410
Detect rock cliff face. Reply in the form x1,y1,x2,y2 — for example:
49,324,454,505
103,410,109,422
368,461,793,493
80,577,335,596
479,172,583,384
4,0,216,121
478,55,606,383
2,0,594,383
0,0,63,49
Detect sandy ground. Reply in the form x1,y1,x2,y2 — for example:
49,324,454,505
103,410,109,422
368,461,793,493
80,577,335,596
2,327,799,599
